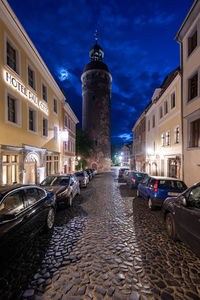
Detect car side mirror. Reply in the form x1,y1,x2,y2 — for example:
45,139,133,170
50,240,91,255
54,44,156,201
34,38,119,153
181,197,187,206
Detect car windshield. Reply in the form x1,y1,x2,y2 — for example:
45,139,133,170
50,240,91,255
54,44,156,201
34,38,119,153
51,177,70,186
75,172,84,176
41,176,70,186
158,180,187,190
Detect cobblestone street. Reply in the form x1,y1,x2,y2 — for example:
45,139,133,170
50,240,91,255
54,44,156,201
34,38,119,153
1,170,200,300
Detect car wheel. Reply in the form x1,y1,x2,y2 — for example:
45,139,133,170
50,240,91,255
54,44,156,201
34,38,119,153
45,208,55,231
166,213,177,240
137,189,140,197
148,198,155,210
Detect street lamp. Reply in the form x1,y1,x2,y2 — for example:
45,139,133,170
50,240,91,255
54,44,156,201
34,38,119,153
77,156,82,170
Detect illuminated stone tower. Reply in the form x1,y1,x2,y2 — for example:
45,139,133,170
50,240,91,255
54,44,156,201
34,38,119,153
81,38,112,171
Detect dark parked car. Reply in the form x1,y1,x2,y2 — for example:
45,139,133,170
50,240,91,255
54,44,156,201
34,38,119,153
163,182,200,257
127,171,148,188
85,169,93,181
137,176,187,210
118,168,129,181
0,184,56,264
75,171,89,188
40,174,80,206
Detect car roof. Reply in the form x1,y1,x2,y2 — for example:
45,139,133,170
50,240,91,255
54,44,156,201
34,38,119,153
0,184,42,196
149,176,184,181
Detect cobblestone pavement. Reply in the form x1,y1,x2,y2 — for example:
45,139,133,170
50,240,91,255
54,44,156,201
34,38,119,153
1,170,200,300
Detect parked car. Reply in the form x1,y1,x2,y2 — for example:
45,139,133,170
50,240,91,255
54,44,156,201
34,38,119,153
163,182,200,257
0,184,56,264
127,171,148,188
137,176,187,210
123,170,131,183
118,168,129,181
85,169,93,181
75,171,89,188
40,174,80,206
91,168,97,175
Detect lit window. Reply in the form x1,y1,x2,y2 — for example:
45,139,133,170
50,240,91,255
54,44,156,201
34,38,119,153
161,133,165,147
174,127,180,144
166,131,170,146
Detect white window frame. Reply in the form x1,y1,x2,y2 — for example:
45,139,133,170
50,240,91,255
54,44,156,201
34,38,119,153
5,89,22,128
41,80,48,103
174,126,180,144
4,32,21,77
42,116,48,138
161,133,165,147
54,124,58,142
27,104,38,134
26,60,37,92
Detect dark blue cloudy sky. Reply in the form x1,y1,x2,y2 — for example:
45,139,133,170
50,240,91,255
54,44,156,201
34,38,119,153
8,0,193,145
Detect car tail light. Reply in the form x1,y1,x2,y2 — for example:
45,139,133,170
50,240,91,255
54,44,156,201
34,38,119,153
154,180,158,193
131,178,135,183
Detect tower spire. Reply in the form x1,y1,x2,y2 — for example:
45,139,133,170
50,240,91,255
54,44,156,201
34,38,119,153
89,30,104,62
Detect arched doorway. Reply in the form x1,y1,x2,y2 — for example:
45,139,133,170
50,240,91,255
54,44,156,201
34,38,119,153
152,162,157,176
91,162,97,170
24,152,40,184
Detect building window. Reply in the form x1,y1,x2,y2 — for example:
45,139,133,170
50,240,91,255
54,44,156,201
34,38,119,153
54,98,58,114
174,126,180,144
46,156,52,176
161,133,165,147
42,83,48,102
7,95,16,123
148,120,150,131
42,117,48,137
54,125,58,142
6,39,20,74
64,142,68,152
171,92,176,109
188,73,198,101
188,29,197,56
54,156,59,174
152,115,155,128
64,115,68,128
190,118,200,148
28,106,37,132
160,106,163,119
6,93,21,127
2,155,18,184
164,100,168,115
166,131,170,146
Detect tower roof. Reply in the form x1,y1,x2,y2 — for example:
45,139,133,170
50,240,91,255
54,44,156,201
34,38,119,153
83,60,110,73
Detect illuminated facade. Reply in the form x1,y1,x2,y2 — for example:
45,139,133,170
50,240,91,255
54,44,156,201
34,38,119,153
176,0,200,186
0,0,78,185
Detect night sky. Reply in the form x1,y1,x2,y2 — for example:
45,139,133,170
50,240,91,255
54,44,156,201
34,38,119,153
7,0,193,145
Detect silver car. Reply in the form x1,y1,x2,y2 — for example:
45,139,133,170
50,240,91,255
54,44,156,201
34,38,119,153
75,171,89,188
40,174,80,206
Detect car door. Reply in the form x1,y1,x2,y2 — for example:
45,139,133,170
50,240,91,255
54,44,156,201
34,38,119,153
174,185,200,255
139,176,149,198
0,189,27,262
69,176,76,197
23,187,48,237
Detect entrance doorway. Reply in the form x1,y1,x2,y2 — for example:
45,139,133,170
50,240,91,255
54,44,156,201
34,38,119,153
24,152,40,184
92,162,97,170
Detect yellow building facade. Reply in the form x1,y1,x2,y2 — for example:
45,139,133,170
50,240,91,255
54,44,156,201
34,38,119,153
0,0,78,185
157,70,182,179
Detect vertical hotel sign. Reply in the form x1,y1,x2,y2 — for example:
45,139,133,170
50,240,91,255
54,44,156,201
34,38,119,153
4,70,49,115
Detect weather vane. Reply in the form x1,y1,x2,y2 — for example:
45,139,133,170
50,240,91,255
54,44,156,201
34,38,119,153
94,29,99,42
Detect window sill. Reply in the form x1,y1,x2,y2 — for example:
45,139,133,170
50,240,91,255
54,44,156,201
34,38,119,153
187,147,200,151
